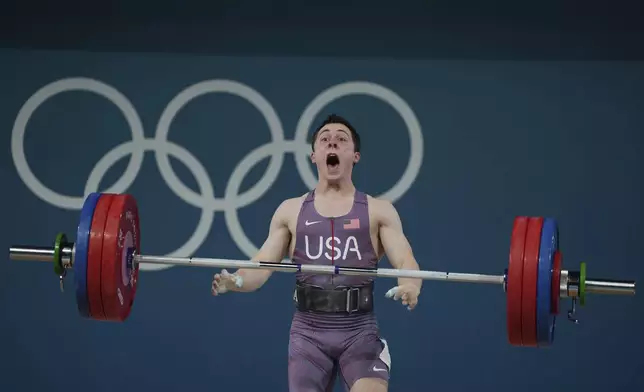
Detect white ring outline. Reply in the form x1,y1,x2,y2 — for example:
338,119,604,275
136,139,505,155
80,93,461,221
11,77,145,209
154,80,286,211
84,139,215,271
11,77,424,271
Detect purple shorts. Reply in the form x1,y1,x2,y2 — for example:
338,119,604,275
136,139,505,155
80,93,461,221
288,311,391,391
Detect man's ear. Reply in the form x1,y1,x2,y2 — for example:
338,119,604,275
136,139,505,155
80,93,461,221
310,151,316,163
353,152,361,164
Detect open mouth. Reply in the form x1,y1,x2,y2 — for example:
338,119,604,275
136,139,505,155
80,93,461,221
326,153,340,169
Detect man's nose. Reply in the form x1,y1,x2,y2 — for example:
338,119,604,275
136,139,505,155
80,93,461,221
327,141,338,149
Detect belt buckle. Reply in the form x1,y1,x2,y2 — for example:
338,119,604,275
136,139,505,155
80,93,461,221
345,287,361,313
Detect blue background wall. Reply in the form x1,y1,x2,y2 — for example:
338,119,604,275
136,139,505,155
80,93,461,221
1,1,643,391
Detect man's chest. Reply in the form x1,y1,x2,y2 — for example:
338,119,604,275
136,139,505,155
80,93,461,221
287,199,380,239
287,206,381,262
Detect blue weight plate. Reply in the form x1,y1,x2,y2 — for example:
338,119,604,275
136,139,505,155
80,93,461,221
74,192,102,318
536,217,558,346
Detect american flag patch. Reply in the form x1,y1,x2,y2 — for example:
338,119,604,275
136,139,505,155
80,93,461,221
343,218,360,230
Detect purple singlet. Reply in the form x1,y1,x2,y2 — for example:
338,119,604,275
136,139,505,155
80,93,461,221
288,190,391,391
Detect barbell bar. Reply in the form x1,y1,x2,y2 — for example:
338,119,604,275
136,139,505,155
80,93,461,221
8,192,636,348
8,244,634,292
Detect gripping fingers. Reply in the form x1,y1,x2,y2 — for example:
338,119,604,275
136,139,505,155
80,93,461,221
211,274,224,295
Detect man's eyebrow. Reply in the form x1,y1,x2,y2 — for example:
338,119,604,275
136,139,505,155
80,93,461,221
318,128,350,138
336,129,350,137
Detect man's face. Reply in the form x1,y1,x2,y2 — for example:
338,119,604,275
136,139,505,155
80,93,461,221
310,123,360,181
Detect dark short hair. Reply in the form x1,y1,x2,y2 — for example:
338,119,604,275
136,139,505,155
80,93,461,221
310,114,361,153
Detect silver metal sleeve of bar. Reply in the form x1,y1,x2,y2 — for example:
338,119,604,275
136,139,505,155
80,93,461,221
585,279,636,296
137,255,505,284
10,246,57,262
10,245,73,265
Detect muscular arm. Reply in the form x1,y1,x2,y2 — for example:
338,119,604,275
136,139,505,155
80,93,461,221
231,200,292,292
377,200,423,291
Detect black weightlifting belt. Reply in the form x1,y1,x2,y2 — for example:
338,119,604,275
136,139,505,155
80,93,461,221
294,282,374,314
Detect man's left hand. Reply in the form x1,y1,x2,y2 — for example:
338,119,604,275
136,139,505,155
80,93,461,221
385,284,420,310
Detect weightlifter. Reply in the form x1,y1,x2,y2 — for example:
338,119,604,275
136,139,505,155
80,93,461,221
211,114,423,392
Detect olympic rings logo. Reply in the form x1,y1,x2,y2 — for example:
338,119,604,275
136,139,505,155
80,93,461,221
11,77,424,271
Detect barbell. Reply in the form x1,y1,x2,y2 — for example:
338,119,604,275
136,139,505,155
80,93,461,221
9,192,636,347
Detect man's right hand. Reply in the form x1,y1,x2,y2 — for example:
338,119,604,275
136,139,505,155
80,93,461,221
210,197,294,295
211,269,244,296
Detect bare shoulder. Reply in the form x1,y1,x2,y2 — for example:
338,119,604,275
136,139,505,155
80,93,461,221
366,194,397,213
365,194,399,224
274,193,307,224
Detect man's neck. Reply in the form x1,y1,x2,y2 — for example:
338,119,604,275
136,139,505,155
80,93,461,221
315,179,355,198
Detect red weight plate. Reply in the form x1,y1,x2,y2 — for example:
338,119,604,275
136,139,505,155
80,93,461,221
551,251,562,315
101,194,141,322
507,217,529,346
87,194,115,320
521,217,543,347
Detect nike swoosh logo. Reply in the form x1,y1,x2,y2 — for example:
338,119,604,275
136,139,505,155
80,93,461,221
305,220,321,226
373,366,387,372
